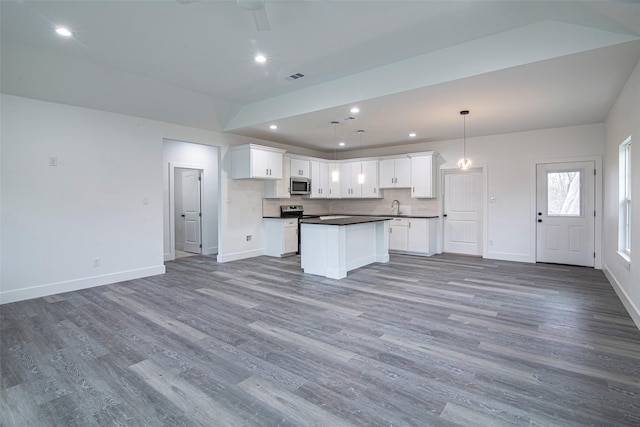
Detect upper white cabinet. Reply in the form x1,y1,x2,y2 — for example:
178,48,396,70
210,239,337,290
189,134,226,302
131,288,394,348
360,160,380,198
340,161,360,197
379,157,411,189
409,152,437,198
263,157,291,198
339,160,380,198
309,161,340,198
290,158,310,178
327,162,341,198
231,144,285,179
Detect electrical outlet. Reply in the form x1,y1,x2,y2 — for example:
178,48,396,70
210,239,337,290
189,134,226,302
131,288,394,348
49,156,58,167
246,235,252,241
93,257,101,267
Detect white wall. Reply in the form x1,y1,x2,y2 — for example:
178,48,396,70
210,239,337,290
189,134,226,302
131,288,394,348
1,94,165,302
346,123,605,263
603,58,640,327
0,94,323,303
162,140,219,260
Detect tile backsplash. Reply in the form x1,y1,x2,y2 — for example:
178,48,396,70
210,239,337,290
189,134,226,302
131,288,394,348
262,188,439,217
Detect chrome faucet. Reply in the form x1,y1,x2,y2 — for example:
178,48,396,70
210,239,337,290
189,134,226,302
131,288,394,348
391,199,401,215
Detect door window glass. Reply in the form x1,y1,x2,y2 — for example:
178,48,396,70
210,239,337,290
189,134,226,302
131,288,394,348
547,171,582,216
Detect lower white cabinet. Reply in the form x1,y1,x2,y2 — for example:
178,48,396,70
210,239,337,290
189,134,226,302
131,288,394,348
264,218,298,257
389,218,409,251
389,217,437,255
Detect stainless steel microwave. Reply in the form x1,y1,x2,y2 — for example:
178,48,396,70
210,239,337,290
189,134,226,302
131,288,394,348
290,177,311,195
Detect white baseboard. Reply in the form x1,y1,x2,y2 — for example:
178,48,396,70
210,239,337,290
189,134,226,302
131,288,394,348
216,249,263,263
484,251,534,263
602,263,640,330
0,265,166,305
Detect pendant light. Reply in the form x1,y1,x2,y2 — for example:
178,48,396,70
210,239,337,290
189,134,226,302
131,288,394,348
331,121,340,182
357,130,365,184
458,110,472,170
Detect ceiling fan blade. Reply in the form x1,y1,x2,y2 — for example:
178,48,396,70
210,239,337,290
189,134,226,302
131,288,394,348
252,8,271,31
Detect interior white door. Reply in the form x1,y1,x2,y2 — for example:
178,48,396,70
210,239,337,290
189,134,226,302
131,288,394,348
536,161,594,266
443,170,483,255
181,169,202,254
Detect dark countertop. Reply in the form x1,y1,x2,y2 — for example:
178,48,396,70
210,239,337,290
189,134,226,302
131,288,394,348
343,213,439,219
299,216,393,226
263,214,438,219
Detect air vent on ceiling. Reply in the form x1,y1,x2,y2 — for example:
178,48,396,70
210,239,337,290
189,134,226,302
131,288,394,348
286,73,305,81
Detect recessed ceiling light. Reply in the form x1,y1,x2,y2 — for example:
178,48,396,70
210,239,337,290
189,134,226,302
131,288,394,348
350,107,360,114
409,132,417,138
55,27,73,37
269,124,278,130
339,142,346,147
255,54,267,63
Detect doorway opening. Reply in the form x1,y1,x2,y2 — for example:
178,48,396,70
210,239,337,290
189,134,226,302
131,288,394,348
163,139,219,262
175,168,202,258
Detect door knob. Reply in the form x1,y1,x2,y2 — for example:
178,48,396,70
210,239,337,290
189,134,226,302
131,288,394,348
538,219,542,223
181,214,185,218
443,214,448,218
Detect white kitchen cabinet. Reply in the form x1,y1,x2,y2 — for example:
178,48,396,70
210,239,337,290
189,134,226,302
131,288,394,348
263,157,291,198
327,162,341,198
231,144,285,179
309,161,340,198
308,161,341,199
389,218,409,251
409,152,437,198
264,218,298,257
339,160,380,198
379,157,411,188
290,158,310,178
360,160,380,198
389,217,437,255
340,161,361,197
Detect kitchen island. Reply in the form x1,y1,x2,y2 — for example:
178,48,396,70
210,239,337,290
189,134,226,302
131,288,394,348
299,216,391,279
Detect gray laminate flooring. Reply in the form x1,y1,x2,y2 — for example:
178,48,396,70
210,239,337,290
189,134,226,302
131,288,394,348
2,254,639,426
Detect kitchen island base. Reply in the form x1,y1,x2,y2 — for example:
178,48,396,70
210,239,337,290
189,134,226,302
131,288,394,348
300,219,390,279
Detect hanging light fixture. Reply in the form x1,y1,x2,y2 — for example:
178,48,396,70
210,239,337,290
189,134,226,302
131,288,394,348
458,110,472,170
357,130,365,184
331,121,340,182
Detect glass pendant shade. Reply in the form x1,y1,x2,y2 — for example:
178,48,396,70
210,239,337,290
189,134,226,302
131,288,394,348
331,169,340,182
458,158,472,170
458,110,471,170
357,173,365,184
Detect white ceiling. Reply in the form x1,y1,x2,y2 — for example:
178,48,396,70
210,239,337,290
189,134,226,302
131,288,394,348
2,1,640,153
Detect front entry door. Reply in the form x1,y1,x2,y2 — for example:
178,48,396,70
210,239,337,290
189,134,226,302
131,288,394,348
536,161,595,267
181,169,202,254
443,169,483,256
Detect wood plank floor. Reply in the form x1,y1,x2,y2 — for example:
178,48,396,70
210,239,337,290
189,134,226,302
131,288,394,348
2,254,639,426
